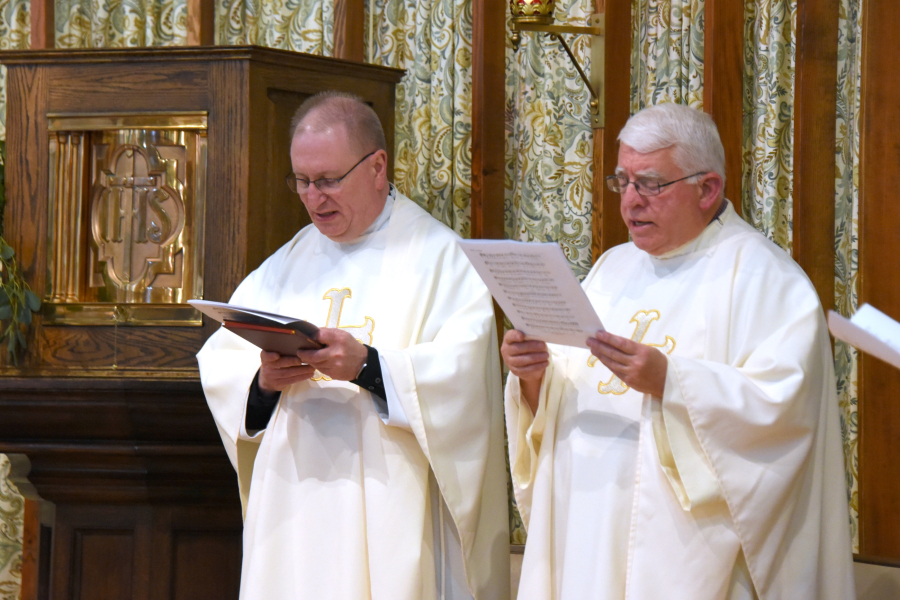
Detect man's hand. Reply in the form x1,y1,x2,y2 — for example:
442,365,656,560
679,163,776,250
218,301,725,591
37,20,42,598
587,330,667,398
501,329,549,415
295,328,368,382
258,351,316,393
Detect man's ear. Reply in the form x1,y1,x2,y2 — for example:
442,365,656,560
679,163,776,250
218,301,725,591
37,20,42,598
372,149,389,190
697,172,724,211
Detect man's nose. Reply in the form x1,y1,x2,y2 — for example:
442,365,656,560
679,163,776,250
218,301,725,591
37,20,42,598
620,183,646,208
305,183,327,206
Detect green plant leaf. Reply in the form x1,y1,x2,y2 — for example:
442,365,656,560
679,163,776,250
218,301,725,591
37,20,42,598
25,289,40,311
0,240,12,261
17,303,31,325
16,326,26,348
0,304,10,320
0,288,9,306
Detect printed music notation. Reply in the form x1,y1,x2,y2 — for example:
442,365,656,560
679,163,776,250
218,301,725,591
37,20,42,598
459,240,603,348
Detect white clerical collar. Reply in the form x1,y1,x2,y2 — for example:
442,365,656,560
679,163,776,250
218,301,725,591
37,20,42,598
652,199,733,260
362,183,396,235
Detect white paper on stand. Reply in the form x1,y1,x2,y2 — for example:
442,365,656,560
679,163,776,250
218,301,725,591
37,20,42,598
458,239,603,348
828,303,900,370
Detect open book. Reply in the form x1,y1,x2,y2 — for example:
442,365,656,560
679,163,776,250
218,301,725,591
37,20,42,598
189,299,323,355
458,239,603,348
828,304,900,370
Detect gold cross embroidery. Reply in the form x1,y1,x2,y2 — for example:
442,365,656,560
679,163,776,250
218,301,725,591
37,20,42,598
587,309,676,395
312,288,375,381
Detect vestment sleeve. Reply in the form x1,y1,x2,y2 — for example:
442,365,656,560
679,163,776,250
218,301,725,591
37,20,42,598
652,363,724,510
504,349,568,528
650,249,852,598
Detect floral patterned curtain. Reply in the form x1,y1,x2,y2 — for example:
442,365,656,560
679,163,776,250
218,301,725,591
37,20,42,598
0,454,24,599
742,0,794,250
834,0,861,552
55,0,188,47
504,0,595,281
0,0,29,140
368,0,473,237
630,0,704,111
216,0,333,55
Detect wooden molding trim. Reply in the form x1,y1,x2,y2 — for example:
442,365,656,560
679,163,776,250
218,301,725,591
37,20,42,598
186,0,215,46
592,0,632,260
703,0,743,216
857,0,900,562
29,0,54,49
334,0,366,62
792,0,838,313
471,0,507,240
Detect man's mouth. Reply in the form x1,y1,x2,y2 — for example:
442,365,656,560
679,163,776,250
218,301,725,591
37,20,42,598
314,210,339,221
630,219,653,229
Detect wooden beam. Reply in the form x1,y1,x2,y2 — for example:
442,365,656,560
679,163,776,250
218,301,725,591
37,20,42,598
592,0,631,260
703,0,743,216
858,0,900,563
29,0,54,49
792,0,838,313
186,0,215,46
334,0,365,62
470,0,506,240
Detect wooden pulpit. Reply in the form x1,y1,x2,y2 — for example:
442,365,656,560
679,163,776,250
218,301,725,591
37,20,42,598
0,46,403,599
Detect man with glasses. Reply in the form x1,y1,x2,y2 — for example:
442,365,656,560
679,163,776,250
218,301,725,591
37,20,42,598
198,91,508,600
502,103,854,599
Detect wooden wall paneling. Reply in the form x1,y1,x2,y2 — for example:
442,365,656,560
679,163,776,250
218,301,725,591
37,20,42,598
857,0,900,564
470,0,507,240
29,0,54,49
185,0,215,46
207,59,251,301
702,0,743,215
334,0,366,62
5,64,48,368
592,0,632,259
49,505,242,600
147,507,242,600
792,0,839,312
0,379,237,504
50,506,151,600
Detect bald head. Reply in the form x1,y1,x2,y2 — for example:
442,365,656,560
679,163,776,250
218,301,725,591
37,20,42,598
290,91,387,157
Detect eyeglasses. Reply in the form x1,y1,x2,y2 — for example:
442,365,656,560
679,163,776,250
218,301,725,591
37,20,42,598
286,150,377,195
605,172,707,196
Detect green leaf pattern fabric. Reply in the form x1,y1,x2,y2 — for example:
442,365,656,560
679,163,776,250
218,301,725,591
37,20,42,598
630,0,704,112
369,0,473,237
0,0,29,141
742,0,794,250
55,0,188,47
834,0,861,552
505,0,594,280
0,454,24,600
216,0,333,55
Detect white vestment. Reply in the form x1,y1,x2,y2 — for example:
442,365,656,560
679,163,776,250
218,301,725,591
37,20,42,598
507,202,855,600
198,193,509,600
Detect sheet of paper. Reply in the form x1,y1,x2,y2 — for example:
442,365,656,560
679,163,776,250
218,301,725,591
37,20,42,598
459,239,603,348
828,303,900,370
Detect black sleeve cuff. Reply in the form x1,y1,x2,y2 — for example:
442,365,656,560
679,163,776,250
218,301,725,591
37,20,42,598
350,345,387,401
246,370,281,431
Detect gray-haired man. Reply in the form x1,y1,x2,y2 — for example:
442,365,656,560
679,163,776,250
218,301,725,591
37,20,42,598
503,103,854,600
